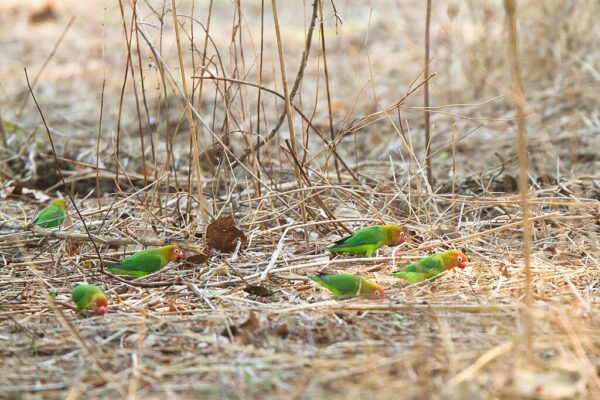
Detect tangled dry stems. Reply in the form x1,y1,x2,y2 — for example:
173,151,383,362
0,0,599,399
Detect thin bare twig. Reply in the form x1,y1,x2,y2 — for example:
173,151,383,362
24,68,104,270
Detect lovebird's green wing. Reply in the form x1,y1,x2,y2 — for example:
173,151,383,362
392,255,444,283
329,226,385,256
333,226,385,246
309,274,361,297
33,204,65,228
106,250,165,277
72,284,102,310
403,255,443,273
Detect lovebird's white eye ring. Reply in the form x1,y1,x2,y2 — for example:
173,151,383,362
457,256,463,262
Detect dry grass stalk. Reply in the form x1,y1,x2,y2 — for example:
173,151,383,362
423,0,433,187
504,0,534,363
171,0,207,230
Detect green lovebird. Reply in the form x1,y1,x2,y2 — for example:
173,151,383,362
328,224,407,257
308,273,385,300
106,245,185,277
71,284,108,315
33,198,66,228
391,249,468,283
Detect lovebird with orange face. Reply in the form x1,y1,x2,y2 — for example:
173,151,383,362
71,284,108,315
391,249,468,283
106,245,185,277
308,273,385,300
328,224,407,257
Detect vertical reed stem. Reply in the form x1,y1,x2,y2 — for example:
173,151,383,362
271,0,309,242
424,0,433,187
172,0,207,231
504,0,533,364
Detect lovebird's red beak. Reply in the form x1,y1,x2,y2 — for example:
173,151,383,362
459,261,467,269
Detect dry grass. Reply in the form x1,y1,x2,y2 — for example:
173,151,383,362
1,0,599,399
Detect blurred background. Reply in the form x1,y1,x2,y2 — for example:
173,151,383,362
1,0,598,198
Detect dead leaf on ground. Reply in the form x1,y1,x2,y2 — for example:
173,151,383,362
2,185,50,202
238,312,258,331
243,285,273,297
167,299,184,313
295,284,312,292
293,244,307,254
273,324,288,338
64,212,73,227
29,4,58,24
185,253,209,264
64,240,81,256
6,183,24,196
206,215,246,252
88,376,108,387
222,311,259,345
